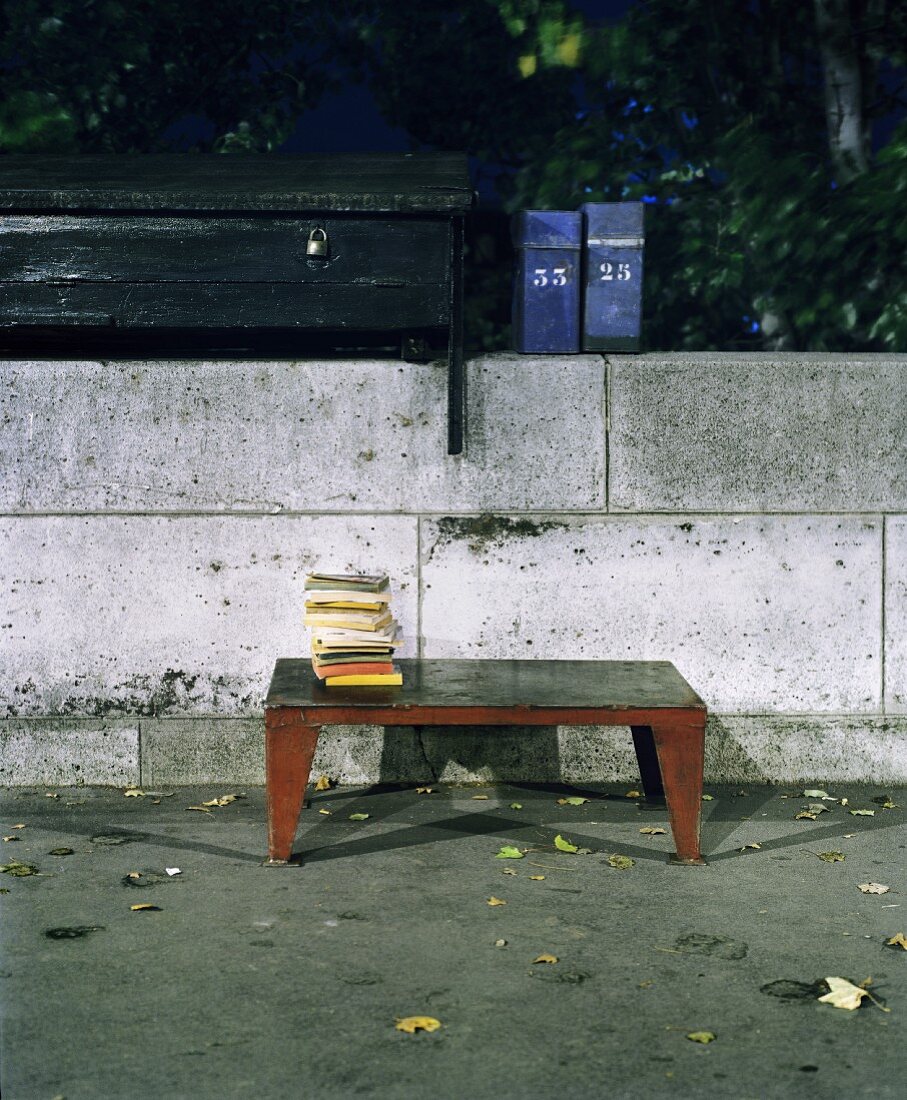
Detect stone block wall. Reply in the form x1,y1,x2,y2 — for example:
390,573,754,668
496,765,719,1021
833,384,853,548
2,352,905,785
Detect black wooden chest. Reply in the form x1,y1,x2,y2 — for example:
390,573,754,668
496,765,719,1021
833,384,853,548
0,153,473,452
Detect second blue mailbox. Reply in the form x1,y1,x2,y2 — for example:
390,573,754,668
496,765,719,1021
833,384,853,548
512,210,582,354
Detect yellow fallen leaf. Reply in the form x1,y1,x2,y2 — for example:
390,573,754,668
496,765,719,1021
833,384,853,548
3,836,21,842
701,794,714,801
126,871,141,879
557,796,590,806
472,794,489,800
858,882,890,894
529,875,545,881
816,851,845,862
186,805,213,814
487,896,507,906
885,933,907,949
201,795,240,807
795,810,819,820
130,903,161,912
315,775,333,791
686,1031,716,1043
818,976,869,1010
318,809,332,816
608,854,635,870
395,1016,441,1034
554,834,579,853
532,953,558,964
739,843,762,851
640,826,667,835
11,824,25,830
625,790,641,799
124,788,145,797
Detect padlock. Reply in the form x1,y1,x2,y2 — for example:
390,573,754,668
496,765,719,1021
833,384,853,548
306,227,329,257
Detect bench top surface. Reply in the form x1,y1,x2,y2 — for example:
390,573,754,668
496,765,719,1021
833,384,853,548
265,658,704,711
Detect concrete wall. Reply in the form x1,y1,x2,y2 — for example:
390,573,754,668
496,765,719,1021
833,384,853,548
2,352,905,785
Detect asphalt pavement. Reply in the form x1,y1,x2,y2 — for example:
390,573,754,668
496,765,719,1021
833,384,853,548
1,782,905,1100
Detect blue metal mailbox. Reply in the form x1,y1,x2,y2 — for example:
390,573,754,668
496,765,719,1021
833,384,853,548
580,202,644,352
511,210,582,354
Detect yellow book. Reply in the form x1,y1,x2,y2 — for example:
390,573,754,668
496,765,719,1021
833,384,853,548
304,610,393,632
325,672,403,687
304,600,386,612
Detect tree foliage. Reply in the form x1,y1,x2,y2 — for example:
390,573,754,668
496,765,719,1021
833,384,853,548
1,0,904,350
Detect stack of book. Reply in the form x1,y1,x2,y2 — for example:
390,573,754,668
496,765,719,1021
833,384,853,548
303,572,403,687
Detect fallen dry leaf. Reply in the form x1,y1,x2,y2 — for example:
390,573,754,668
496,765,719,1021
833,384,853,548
739,843,762,851
843,833,857,838
314,775,333,791
701,794,714,801
818,977,870,1011
348,813,370,821
45,792,59,799
858,883,890,894
126,871,141,880
395,1016,441,1034
816,851,845,862
625,790,641,799
3,836,21,843
124,788,145,798
415,787,435,794
0,859,38,876
11,824,25,830
532,953,558,964
529,875,546,881
501,868,517,876
487,896,507,907
849,808,875,817
510,803,523,810
472,794,489,800
640,826,667,836
186,806,213,814
202,794,242,808
803,789,832,799
494,938,507,947
686,1031,716,1044
608,854,635,870
557,796,590,806
318,809,332,815
48,847,74,856
554,834,579,853
130,904,161,912
495,846,524,859
885,933,907,950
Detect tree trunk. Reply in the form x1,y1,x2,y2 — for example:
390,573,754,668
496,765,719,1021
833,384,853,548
814,0,869,181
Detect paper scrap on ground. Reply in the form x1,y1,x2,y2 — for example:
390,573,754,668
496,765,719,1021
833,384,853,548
858,883,890,894
165,867,181,876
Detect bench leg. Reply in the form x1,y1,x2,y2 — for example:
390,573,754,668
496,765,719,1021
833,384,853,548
650,715,706,865
631,725,666,803
265,707,321,864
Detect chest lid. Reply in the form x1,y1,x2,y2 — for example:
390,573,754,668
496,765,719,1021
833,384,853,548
0,152,473,215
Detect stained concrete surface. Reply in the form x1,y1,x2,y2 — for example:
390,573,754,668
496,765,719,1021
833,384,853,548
2,784,905,1099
